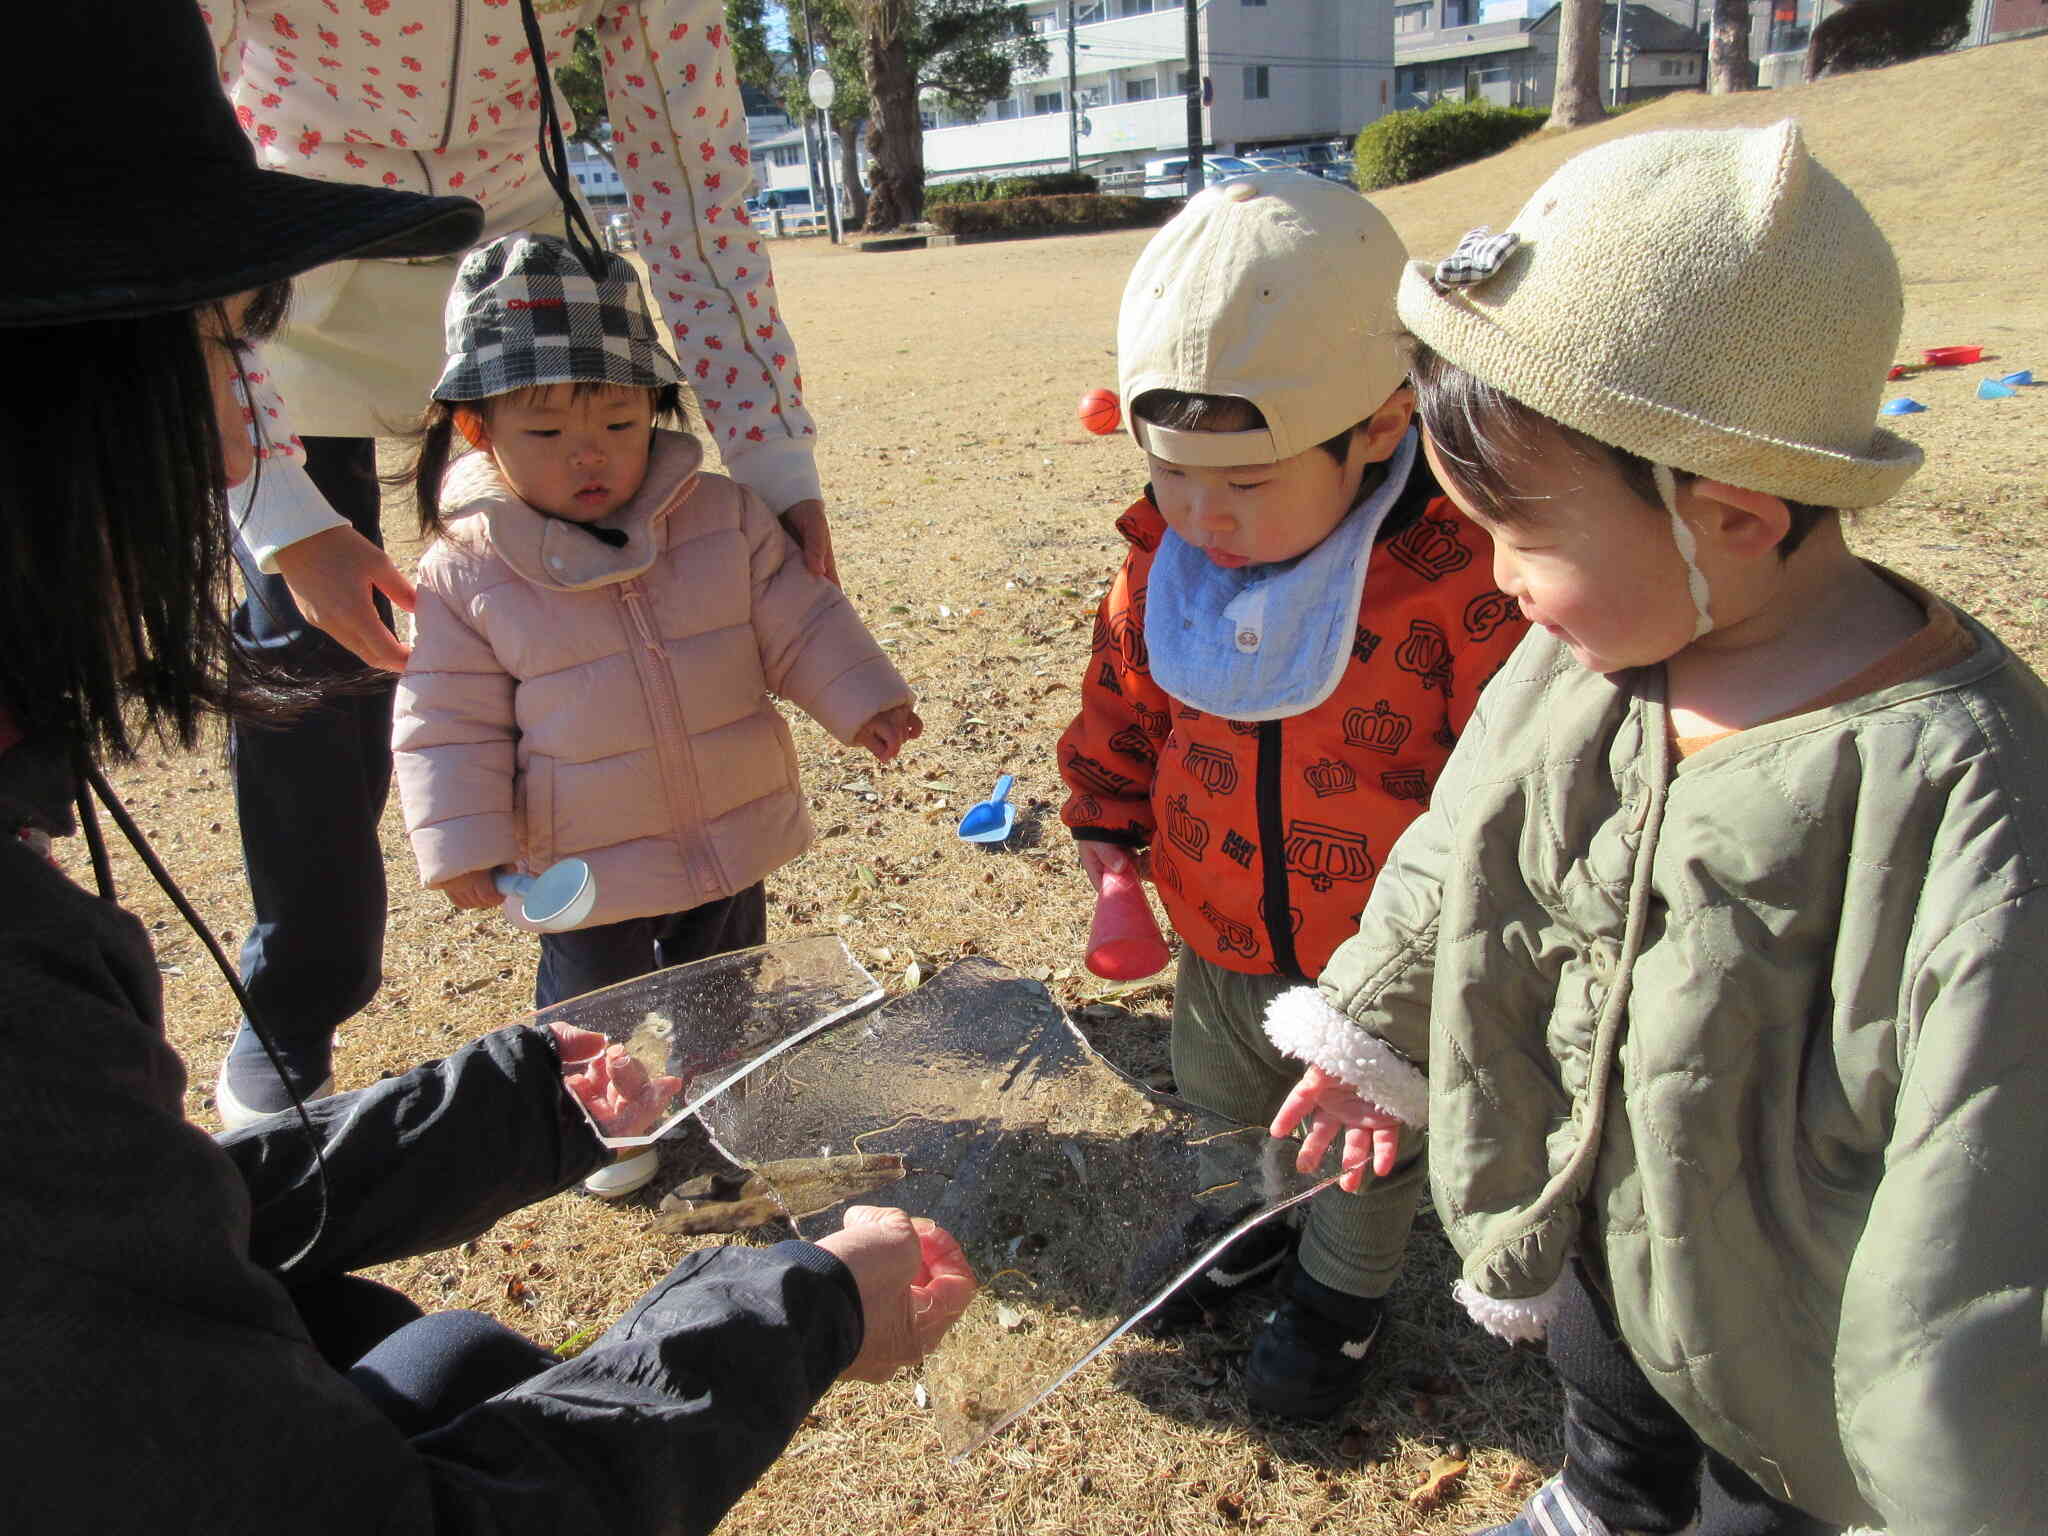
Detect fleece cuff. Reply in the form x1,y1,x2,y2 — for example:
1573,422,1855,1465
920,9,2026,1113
1262,985,1429,1128
1453,1275,1565,1345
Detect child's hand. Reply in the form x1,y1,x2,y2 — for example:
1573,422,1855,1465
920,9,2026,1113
854,703,923,763
1077,838,1147,893
1271,1065,1406,1192
434,869,502,910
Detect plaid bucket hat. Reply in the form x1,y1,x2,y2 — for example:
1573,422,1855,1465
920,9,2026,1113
434,232,684,403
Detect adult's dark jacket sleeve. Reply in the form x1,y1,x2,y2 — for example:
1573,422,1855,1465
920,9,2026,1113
217,1018,611,1276
0,831,862,1535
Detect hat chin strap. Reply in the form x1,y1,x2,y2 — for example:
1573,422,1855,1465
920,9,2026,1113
1655,463,1714,642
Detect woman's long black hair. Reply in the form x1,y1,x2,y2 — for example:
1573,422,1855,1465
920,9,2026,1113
0,282,293,762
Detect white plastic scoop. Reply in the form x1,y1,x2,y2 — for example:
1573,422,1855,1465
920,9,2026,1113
495,857,598,931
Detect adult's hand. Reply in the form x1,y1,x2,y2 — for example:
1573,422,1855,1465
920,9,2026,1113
778,499,839,589
815,1206,977,1382
272,524,417,672
549,1023,683,1140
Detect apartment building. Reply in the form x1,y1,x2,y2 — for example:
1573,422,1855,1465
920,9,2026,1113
1391,0,1703,110
920,0,1396,180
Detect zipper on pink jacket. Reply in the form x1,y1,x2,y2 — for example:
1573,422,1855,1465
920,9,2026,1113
619,582,721,901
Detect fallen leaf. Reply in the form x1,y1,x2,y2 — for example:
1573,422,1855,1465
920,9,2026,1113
1406,1453,1468,1511
1214,1490,1245,1523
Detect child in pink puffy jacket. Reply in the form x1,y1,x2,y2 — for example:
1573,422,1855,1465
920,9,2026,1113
393,232,918,1195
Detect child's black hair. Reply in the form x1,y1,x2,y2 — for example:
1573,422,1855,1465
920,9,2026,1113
389,379,688,539
1131,389,1358,466
1408,340,1828,557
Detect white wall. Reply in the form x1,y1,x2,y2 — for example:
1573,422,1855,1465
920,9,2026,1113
924,0,1391,177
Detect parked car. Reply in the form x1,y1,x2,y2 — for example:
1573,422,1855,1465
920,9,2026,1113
749,186,817,214
1309,159,1356,186
1139,153,1261,199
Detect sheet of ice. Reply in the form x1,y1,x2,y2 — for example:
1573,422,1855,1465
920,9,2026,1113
533,936,882,1149
696,957,1328,1456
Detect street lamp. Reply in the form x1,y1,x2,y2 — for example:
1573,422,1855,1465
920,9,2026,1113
807,67,842,243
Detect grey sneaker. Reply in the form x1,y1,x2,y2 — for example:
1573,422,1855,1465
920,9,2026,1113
1468,1475,1698,1536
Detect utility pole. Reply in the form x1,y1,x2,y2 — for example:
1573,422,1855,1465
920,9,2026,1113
797,2,840,243
1067,3,1080,175
1183,0,1203,198
1611,0,1630,105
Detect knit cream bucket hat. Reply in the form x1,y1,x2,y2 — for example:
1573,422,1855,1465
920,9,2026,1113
1396,120,1921,508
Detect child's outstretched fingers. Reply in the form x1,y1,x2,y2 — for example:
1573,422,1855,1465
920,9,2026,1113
1273,1066,1403,1192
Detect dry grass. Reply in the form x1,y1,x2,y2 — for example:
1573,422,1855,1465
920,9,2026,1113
70,35,2048,1535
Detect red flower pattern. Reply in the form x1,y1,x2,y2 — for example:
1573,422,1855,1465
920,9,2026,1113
213,0,805,470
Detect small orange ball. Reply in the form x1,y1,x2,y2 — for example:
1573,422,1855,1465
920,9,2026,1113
1077,387,1122,436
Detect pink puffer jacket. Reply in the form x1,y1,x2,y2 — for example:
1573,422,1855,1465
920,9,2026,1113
395,430,909,931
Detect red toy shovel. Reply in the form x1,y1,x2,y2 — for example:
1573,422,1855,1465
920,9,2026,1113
1085,866,1170,981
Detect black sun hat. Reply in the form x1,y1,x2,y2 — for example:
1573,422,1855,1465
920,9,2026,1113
0,0,484,328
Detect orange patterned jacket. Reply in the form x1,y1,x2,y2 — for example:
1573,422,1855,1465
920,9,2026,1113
1058,463,1528,979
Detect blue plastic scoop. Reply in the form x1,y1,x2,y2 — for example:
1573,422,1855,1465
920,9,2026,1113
495,857,598,931
956,773,1016,844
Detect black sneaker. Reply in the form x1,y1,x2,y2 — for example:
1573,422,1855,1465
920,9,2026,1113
1127,1201,1298,1335
1244,1263,1386,1420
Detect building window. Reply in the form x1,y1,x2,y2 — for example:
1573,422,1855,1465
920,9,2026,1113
1243,64,1269,99
1124,77,1157,102
994,98,1019,119
1395,3,1430,33
769,144,803,166
1033,90,1064,115
1177,69,1194,94
1242,0,1267,6
1443,0,1474,24
1120,0,1154,13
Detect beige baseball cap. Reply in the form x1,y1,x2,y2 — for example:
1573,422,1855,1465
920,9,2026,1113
1118,172,1410,467
1396,121,1921,508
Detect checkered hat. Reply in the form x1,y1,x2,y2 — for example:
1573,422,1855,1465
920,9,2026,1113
433,231,683,402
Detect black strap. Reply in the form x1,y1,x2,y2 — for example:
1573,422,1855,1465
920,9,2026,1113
78,757,329,1271
519,0,607,278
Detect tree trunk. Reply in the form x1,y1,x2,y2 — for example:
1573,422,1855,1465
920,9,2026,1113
859,3,922,232
1709,0,1752,93
839,116,870,228
1547,0,1605,129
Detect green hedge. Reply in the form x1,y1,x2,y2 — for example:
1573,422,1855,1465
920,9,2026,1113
924,171,1099,206
926,193,1170,237
1352,101,1548,192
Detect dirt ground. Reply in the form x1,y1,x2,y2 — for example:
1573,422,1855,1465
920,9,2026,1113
79,34,2047,1536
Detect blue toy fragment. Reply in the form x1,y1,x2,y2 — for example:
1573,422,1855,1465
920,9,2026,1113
1880,397,1926,415
1976,379,2017,401
1997,370,2032,387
